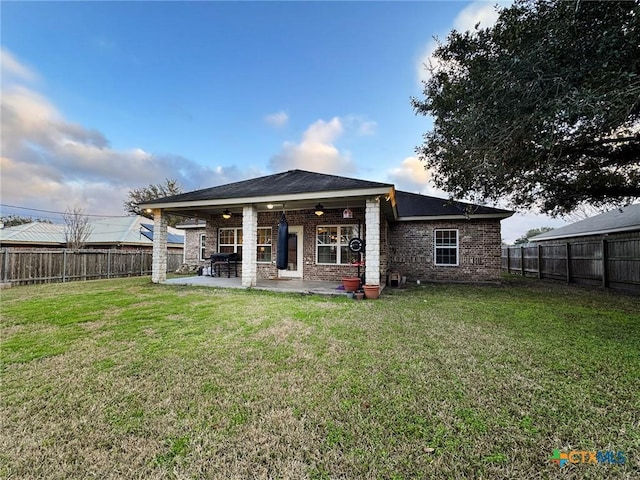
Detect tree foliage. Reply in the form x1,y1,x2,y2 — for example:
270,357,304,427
63,207,92,250
1,215,52,227
123,179,183,227
412,0,640,216
513,227,554,245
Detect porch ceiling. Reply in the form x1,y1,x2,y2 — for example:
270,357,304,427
160,193,395,220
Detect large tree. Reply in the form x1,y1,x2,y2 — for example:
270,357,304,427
412,0,640,216
513,227,554,245
123,179,183,227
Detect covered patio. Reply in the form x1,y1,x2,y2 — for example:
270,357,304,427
164,275,345,296
140,170,395,288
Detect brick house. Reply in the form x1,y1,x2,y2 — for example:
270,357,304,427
141,170,512,286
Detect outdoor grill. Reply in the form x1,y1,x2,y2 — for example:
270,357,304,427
209,253,240,278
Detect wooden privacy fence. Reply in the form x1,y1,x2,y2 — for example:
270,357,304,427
502,236,640,294
0,249,184,286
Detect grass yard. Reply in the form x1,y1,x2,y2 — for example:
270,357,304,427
1,276,639,479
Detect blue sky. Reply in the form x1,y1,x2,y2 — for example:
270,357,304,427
1,1,567,242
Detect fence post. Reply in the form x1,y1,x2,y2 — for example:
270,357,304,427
601,238,608,289
62,250,67,283
537,244,542,279
107,250,111,279
565,242,571,284
506,247,511,273
520,246,525,276
3,248,8,283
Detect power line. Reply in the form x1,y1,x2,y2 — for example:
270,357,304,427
0,203,130,218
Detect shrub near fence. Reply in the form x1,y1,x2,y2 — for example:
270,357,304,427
0,249,184,286
502,235,640,294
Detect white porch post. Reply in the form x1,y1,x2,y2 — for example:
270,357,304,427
365,197,381,285
152,208,168,283
242,205,258,287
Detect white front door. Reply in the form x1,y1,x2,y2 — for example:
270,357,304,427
279,225,303,278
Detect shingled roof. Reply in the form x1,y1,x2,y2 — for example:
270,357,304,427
530,203,640,241
394,191,512,219
143,169,393,204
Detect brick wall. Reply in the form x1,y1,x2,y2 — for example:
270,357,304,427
388,219,503,283
182,229,205,265
188,212,503,283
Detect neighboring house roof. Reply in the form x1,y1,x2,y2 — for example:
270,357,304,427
394,191,512,220
530,203,640,241
0,222,64,245
0,216,184,247
143,170,393,205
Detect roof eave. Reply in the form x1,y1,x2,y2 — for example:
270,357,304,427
530,224,640,241
175,223,207,229
396,213,513,221
139,187,393,210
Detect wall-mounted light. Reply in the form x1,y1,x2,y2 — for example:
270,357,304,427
145,208,153,213
267,204,274,210
222,209,232,219
314,203,325,216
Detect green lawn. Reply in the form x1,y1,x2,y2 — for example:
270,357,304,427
1,276,638,479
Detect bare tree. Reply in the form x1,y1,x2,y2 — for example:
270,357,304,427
63,206,92,250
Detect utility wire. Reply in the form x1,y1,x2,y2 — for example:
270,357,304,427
0,203,131,218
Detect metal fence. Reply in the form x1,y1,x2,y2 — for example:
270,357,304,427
0,248,184,286
501,236,640,294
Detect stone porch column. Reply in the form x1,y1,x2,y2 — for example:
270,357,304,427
365,197,381,285
152,208,168,283
242,205,257,287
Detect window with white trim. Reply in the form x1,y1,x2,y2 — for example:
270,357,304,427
434,229,458,266
316,225,360,264
257,227,272,263
199,233,207,261
219,228,243,258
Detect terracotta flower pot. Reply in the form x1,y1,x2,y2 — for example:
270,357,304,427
342,276,361,292
354,292,364,300
363,284,380,299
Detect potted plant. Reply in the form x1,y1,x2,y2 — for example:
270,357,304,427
342,276,361,292
363,284,380,300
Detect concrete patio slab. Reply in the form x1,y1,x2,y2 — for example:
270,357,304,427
164,275,346,296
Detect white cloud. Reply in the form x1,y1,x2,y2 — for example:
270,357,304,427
268,116,357,174
386,156,447,196
0,49,252,218
264,111,289,128
0,47,38,83
417,1,504,84
343,115,377,136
